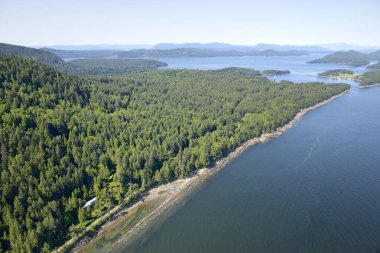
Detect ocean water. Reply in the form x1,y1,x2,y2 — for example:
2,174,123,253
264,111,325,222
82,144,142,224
157,53,366,85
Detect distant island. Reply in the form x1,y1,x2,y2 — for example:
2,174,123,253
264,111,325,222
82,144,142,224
315,68,380,87
366,62,380,70
262,70,290,75
152,42,329,52
309,50,380,67
359,71,380,87
309,50,370,66
318,69,358,80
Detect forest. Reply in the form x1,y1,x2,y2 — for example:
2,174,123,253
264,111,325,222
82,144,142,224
67,59,168,75
262,70,290,75
0,43,168,76
318,69,354,77
359,71,380,86
0,43,64,66
366,62,380,70
0,53,350,252
317,69,358,81
309,50,369,66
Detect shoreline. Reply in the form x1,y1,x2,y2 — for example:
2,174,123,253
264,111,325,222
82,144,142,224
358,83,380,88
68,88,350,253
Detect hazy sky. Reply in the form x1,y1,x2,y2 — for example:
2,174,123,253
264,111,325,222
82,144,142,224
1,0,380,46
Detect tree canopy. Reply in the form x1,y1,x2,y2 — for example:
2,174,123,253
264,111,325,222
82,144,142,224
0,53,350,252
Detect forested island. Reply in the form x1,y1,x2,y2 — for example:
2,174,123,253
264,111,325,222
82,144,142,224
0,48,350,252
318,69,358,80
359,71,380,87
366,62,380,70
309,50,380,67
309,50,370,66
262,70,290,75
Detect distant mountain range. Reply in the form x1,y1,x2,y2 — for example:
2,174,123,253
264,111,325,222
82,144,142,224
152,43,329,52
42,47,308,59
35,44,151,51
37,42,380,53
319,43,380,52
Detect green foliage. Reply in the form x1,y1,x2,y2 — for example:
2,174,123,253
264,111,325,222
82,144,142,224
318,69,354,77
40,48,120,59
0,54,349,252
0,43,167,76
369,50,380,61
366,62,380,70
309,50,370,66
0,43,64,66
68,59,168,75
211,67,262,77
359,71,380,86
262,70,290,75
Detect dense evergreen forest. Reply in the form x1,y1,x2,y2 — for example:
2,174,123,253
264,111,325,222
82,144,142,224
318,69,355,78
309,50,370,66
68,59,168,75
359,71,380,86
318,69,353,76
0,43,167,76
40,48,120,60
262,70,290,75
0,53,349,252
366,62,380,70
0,43,64,66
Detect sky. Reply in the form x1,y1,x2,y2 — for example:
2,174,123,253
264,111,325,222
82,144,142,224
1,0,380,47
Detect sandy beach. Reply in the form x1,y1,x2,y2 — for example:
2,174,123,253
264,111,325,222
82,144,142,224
66,88,350,253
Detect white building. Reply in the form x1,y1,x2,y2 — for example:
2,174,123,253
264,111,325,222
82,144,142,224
82,197,97,210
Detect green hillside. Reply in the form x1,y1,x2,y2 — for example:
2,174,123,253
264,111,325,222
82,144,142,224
69,58,168,75
0,54,349,252
366,62,380,70
0,43,167,75
0,43,64,66
309,50,370,66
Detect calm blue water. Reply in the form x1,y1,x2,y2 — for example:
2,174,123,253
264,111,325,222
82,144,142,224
158,53,367,85
89,56,380,253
